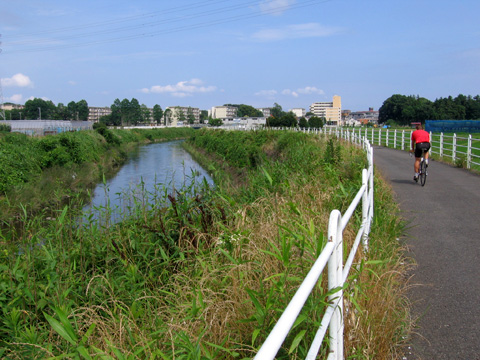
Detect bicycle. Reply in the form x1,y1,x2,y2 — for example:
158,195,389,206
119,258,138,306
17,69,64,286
410,148,429,186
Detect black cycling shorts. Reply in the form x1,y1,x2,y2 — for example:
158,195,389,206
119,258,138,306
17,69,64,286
415,142,430,158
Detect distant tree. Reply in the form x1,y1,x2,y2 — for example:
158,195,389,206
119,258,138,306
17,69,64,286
110,98,122,126
308,116,324,128
200,110,208,124
76,100,89,120
298,117,308,128
129,98,142,125
54,103,69,120
305,111,314,117
164,108,172,126
224,104,262,117
187,107,196,124
24,98,55,119
141,104,151,124
153,104,163,124
209,118,223,127
270,102,285,119
176,108,186,123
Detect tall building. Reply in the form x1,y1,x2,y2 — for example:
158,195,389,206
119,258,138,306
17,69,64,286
310,95,342,125
209,106,237,119
257,108,271,118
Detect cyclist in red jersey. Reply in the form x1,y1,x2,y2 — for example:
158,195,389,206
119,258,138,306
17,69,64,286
410,123,431,182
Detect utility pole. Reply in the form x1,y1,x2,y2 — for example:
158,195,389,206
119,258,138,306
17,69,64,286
38,107,41,120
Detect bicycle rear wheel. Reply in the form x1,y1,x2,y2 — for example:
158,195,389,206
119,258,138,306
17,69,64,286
419,160,427,186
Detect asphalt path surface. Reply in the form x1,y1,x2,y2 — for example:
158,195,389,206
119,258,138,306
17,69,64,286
373,146,480,360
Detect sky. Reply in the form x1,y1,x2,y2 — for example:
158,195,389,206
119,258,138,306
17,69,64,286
1,0,479,113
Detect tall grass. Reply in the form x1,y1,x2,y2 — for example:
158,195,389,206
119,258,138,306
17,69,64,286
0,129,410,359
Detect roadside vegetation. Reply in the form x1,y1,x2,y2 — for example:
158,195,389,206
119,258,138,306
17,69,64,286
0,128,409,359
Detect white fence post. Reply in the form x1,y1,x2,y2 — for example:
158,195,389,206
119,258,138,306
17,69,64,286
467,134,472,169
453,133,457,162
440,132,444,157
386,129,389,147
378,130,381,146
327,210,344,360
394,129,397,149
401,130,405,151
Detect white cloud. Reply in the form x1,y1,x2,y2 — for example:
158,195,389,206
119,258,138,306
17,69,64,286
259,0,296,15
6,94,23,103
282,89,299,97
252,22,344,42
297,86,325,95
282,86,325,97
255,89,278,98
1,73,34,88
68,81,77,86
141,79,216,97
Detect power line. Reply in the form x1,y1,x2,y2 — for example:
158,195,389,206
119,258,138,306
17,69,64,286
3,0,333,54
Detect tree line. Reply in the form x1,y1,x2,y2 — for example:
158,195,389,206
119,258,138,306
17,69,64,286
379,94,480,125
4,98,89,121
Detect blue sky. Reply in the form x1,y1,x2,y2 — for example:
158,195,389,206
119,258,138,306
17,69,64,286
1,0,479,112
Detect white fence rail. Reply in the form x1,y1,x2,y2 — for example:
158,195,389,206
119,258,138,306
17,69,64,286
254,130,374,360
339,127,480,171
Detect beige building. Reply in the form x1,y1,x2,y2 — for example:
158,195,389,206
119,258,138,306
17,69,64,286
209,106,237,119
166,106,200,126
310,95,342,125
88,107,112,122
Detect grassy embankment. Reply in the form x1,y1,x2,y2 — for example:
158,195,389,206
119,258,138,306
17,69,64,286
0,128,410,359
0,127,195,222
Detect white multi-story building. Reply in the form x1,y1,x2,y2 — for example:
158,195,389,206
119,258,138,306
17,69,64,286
88,107,112,122
290,108,306,118
166,106,200,126
257,108,271,118
310,95,342,125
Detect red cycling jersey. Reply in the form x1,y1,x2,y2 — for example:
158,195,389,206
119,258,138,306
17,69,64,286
411,129,430,144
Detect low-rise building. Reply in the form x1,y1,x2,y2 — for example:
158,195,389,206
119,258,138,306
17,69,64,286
257,108,271,118
209,105,237,119
290,108,306,118
166,106,200,126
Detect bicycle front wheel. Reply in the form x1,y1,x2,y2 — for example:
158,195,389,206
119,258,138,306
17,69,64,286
420,160,427,186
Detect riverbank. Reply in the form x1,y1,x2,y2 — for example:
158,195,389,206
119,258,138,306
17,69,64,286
0,128,410,359
0,127,195,222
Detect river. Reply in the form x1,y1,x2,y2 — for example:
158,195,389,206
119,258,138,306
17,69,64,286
82,140,214,224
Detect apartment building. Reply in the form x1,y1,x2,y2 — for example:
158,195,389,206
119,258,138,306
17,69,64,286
257,108,271,118
309,95,342,125
166,106,200,126
209,105,237,119
88,107,112,122
290,108,306,118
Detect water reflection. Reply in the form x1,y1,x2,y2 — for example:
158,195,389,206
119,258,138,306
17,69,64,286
82,140,214,224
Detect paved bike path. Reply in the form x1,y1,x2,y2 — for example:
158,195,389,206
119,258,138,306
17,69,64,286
373,146,480,360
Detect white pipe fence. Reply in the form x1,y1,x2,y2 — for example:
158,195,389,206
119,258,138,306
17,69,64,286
254,129,374,360
337,127,480,171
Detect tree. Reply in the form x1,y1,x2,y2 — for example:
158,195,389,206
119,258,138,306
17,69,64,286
208,118,223,127
164,108,172,126
187,107,196,124
298,117,308,128
176,108,186,123
153,104,163,124
24,98,55,119
110,98,122,126
308,116,324,128
141,104,151,124
200,110,208,124
129,98,142,125
270,103,285,119
224,104,262,117
76,100,89,121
